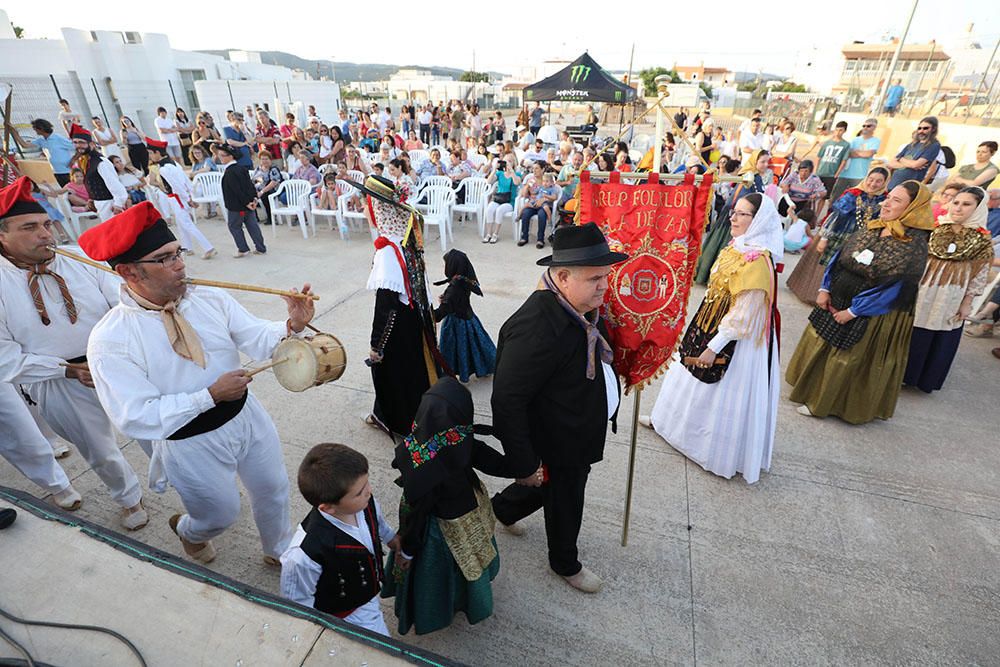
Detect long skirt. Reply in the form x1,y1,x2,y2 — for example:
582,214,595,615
439,315,497,382
694,216,731,285
785,241,826,306
382,520,500,635
786,309,914,424
372,305,431,436
903,324,964,393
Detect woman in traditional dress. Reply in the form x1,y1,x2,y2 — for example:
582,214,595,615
787,167,889,304
363,175,439,438
642,193,783,484
904,186,994,392
694,150,773,284
786,181,934,424
382,377,502,635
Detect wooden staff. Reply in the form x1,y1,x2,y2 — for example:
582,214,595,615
50,247,319,301
246,357,289,378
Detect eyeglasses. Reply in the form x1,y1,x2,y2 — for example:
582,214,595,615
729,210,754,219
132,248,187,267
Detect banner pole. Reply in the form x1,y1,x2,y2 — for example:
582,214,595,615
621,387,642,547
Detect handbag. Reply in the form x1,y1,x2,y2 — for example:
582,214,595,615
493,190,511,205
677,318,735,384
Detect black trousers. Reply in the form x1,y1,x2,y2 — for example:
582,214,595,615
419,123,431,145
492,464,591,577
54,172,71,186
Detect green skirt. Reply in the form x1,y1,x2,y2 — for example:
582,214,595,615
382,520,500,635
694,216,731,285
786,309,914,424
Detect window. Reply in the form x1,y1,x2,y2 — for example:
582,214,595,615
900,61,910,71
122,31,142,44
928,62,938,72
844,61,856,72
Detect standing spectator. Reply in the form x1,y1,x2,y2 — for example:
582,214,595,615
253,151,285,223
338,109,352,140
154,107,182,162
739,117,764,163
469,106,483,147
883,79,905,116
673,107,688,132
738,108,763,135
814,120,851,214
449,104,466,144
119,116,148,175
90,116,122,160
8,118,74,185
431,104,442,145
887,117,941,190
769,121,798,179
516,104,530,136
175,108,195,166
218,144,266,257
951,141,999,189
418,105,433,145
378,106,393,132
56,99,81,135
279,113,298,156
830,118,880,202
528,102,544,136
255,110,283,167
223,113,255,169
492,111,506,143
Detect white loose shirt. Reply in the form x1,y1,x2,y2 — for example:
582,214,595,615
280,500,396,634
158,162,194,206
87,285,289,441
0,248,120,384
154,116,181,147
96,158,129,207
740,130,764,155
418,110,432,125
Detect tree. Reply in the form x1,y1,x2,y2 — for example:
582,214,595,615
459,71,489,83
773,81,807,93
737,81,760,93
638,67,681,95
12,24,23,38
699,82,713,98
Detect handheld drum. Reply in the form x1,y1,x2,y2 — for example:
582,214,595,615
270,332,347,392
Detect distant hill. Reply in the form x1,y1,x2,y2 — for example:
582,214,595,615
732,71,788,83
197,51,504,82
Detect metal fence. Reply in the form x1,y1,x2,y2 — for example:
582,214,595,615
733,97,840,134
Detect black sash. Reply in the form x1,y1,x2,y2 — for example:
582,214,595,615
167,391,248,440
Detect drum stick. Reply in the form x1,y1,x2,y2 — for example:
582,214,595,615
246,357,289,378
49,247,319,301
682,356,727,367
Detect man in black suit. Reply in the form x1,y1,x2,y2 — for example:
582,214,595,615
218,143,267,258
491,223,625,593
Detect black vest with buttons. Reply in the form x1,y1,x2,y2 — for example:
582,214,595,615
298,499,385,616
83,151,113,202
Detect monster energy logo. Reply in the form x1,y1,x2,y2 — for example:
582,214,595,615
615,91,622,101
570,65,592,84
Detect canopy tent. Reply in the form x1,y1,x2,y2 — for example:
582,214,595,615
523,53,637,104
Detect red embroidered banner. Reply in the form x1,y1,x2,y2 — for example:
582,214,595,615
578,171,713,391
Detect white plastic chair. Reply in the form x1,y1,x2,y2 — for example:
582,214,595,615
191,172,224,222
347,170,366,183
408,149,429,166
467,153,487,169
421,186,455,251
510,194,557,244
309,194,342,238
53,194,99,240
453,177,490,231
336,183,370,237
318,163,336,175
268,179,314,238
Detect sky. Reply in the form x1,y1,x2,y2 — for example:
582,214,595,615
5,1,999,84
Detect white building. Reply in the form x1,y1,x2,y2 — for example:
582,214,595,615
0,10,340,138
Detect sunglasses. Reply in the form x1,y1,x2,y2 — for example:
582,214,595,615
918,125,932,130
862,124,875,128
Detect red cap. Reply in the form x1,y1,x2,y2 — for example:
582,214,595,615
0,176,45,220
69,124,91,141
78,201,176,267
145,136,168,151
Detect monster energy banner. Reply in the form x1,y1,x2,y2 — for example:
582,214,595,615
523,52,636,103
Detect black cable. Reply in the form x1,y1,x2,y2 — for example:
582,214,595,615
0,624,34,667
0,605,145,667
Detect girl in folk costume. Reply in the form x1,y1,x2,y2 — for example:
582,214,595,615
432,250,497,382
904,186,994,392
382,377,505,635
694,150,774,285
786,181,934,424
642,193,783,484
361,175,441,438
787,167,889,305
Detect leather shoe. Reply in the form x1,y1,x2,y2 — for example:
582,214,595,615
559,566,603,593
500,521,526,536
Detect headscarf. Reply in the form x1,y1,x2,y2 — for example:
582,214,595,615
738,149,764,176
433,249,482,296
867,180,934,240
936,186,989,229
732,194,785,264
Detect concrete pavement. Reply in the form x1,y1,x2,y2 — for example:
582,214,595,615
1,213,997,665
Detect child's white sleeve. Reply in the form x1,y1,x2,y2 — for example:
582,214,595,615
373,498,397,544
279,546,322,608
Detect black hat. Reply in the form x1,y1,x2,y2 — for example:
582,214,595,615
537,222,628,267
214,143,241,159
345,174,401,206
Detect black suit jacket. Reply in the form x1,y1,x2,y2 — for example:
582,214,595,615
221,163,257,212
491,290,620,477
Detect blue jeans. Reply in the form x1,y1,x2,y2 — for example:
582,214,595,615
431,125,440,144
520,206,548,242
227,209,266,253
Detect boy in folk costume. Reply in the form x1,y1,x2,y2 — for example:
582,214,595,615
81,202,315,563
280,443,401,636
0,177,145,526
144,136,217,260
68,124,128,221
